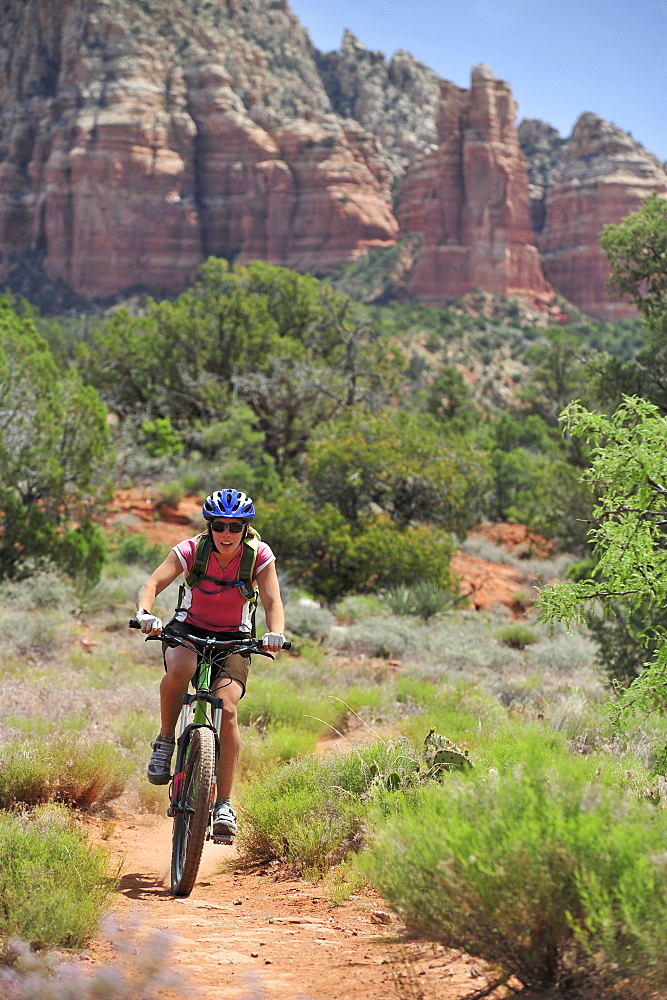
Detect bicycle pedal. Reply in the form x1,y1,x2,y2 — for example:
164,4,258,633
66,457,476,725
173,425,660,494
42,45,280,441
212,834,234,845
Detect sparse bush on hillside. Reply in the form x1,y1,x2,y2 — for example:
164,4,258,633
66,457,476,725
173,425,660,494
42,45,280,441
107,528,166,570
495,623,538,649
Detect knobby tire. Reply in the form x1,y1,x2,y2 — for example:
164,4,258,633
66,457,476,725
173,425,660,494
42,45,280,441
171,726,216,896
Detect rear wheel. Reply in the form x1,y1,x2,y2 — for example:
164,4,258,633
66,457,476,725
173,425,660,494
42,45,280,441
171,726,216,896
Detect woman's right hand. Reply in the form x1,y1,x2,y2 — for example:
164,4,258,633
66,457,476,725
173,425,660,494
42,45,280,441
136,609,163,635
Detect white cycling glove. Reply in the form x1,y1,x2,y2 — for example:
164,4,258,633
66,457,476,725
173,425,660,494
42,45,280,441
136,609,163,635
261,632,285,650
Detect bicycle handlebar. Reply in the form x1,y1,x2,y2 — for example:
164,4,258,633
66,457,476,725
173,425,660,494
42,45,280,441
128,620,291,651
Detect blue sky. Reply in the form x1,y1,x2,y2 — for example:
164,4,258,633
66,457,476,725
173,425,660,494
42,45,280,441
287,0,667,163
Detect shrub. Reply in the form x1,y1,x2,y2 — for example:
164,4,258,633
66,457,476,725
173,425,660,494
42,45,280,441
259,483,455,599
360,751,667,994
0,805,115,951
0,736,133,810
0,923,187,997
495,623,538,649
334,594,385,623
0,571,76,611
237,740,419,875
107,528,165,570
0,609,69,659
328,616,419,659
284,599,334,641
154,480,185,509
383,582,464,620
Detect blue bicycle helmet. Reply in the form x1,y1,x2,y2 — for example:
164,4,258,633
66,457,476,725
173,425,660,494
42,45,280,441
202,488,255,520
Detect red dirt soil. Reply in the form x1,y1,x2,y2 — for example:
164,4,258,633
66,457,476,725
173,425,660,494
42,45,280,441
89,815,512,1000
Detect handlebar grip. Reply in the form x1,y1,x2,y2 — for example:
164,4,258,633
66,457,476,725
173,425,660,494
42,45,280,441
282,640,292,650
129,619,140,629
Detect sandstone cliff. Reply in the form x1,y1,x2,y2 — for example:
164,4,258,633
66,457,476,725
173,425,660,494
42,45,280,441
397,65,552,306
0,0,396,298
534,113,667,320
316,30,440,180
0,0,665,316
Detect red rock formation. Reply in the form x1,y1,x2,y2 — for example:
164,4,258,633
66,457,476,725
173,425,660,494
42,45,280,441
397,65,552,305
0,0,397,299
185,72,398,276
537,113,667,321
1,3,665,310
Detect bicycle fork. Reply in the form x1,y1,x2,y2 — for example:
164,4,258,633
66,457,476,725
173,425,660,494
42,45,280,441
167,691,223,822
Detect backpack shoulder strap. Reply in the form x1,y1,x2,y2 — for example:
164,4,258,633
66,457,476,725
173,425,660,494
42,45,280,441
237,526,261,603
184,533,211,590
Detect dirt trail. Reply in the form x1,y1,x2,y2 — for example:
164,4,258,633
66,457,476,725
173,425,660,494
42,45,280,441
91,814,507,1000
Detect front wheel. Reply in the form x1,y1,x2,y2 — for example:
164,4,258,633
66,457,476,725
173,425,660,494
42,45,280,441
171,726,216,896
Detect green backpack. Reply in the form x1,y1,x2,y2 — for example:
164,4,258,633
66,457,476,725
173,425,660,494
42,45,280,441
175,526,261,631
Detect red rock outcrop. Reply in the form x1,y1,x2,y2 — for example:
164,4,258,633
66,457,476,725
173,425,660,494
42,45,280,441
536,113,667,320
1,3,665,311
0,0,397,299
397,66,552,306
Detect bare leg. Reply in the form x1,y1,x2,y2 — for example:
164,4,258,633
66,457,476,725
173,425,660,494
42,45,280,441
211,677,243,799
161,645,198,737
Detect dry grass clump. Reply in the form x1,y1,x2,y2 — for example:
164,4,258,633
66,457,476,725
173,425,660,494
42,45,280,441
0,735,133,810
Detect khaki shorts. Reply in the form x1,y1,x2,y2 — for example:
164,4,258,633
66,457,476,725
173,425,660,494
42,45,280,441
161,622,250,696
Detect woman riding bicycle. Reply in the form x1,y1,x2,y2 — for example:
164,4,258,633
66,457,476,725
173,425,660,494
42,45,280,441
135,488,285,840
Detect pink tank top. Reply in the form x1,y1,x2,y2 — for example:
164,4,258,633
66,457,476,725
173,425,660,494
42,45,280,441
172,534,275,632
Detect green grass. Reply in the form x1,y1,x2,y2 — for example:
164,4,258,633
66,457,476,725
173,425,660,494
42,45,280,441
115,708,156,754
6,713,87,737
236,677,342,735
0,806,116,952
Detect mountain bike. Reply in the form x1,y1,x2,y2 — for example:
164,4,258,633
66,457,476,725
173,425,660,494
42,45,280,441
130,621,289,896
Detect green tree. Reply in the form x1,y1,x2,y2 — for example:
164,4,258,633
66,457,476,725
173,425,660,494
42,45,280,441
520,327,594,432
306,409,491,533
593,194,667,412
537,395,667,714
425,365,477,432
257,481,455,600
0,299,113,583
601,192,667,338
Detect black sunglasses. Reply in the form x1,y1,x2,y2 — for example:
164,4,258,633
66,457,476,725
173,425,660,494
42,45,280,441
209,521,246,533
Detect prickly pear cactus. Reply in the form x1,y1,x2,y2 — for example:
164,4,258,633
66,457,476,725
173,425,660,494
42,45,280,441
422,729,473,778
